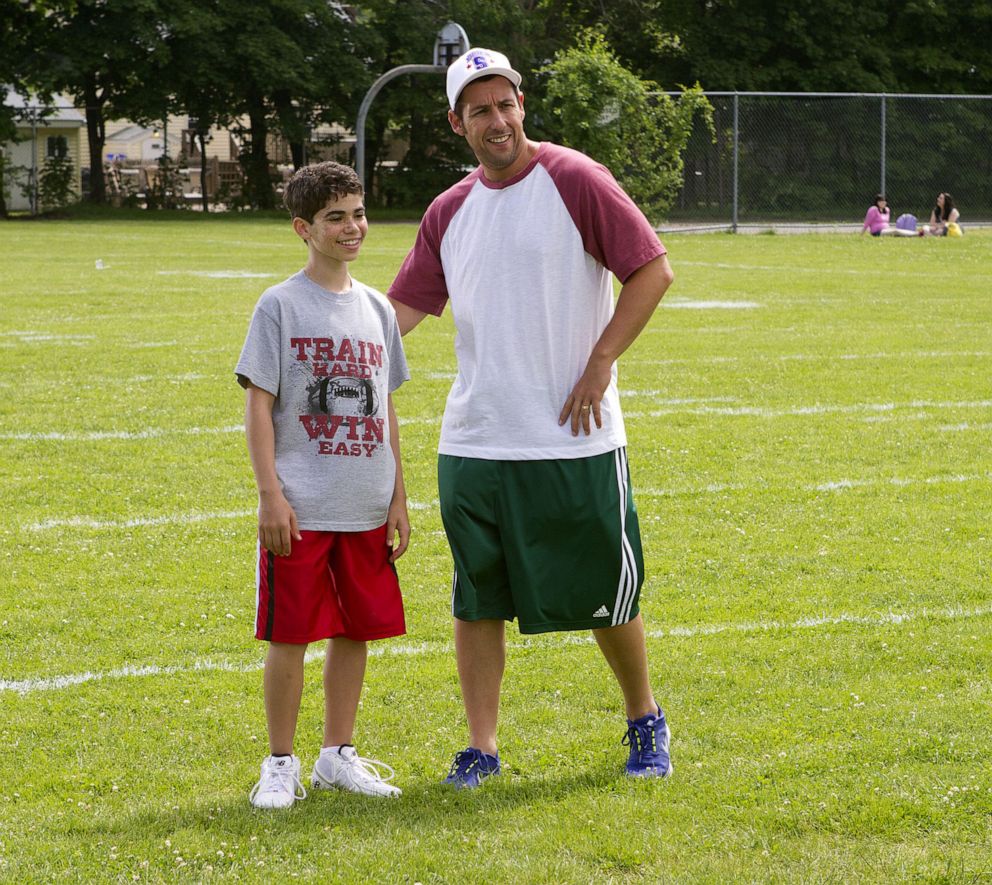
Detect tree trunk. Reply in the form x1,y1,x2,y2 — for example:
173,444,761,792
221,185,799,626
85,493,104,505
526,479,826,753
198,131,209,213
245,97,274,209
83,79,106,204
290,140,305,170
272,91,306,171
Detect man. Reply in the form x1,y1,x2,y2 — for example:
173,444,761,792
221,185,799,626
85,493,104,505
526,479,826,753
388,47,675,788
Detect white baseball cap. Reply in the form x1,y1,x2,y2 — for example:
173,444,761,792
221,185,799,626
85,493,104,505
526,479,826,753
446,48,522,110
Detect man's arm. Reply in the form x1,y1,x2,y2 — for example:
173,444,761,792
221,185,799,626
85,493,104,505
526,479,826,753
559,253,674,436
389,298,429,336
385,393,410,562
245,384,301,556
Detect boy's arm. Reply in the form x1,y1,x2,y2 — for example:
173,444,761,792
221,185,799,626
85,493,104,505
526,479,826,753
245,383,301,556
385,393,410,562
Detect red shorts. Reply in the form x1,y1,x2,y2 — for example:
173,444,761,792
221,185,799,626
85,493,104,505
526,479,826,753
255,526,406,644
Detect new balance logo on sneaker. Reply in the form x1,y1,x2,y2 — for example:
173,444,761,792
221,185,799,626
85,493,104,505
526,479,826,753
311,745,401,798
593,605,611,618
249,755,307,809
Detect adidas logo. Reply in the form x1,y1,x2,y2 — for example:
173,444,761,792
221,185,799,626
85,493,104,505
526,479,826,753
593,605,611,618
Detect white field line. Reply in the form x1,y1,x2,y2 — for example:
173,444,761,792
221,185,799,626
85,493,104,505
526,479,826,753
662,300,762,309
940,422,992,432
3,397,987,442
0,419,443,441
639,472,988,498
621,394,740,403
155,270,278,279
4,602,990,696
0,331,96,342
6,372,208,391
0,424,243,442
675,260,992,282
27,510,256,531
25,500,440,531
630,350,991,367
625,399,992,419
21,470,986,531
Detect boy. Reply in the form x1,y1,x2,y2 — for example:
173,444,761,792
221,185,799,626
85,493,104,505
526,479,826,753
235,162,410,808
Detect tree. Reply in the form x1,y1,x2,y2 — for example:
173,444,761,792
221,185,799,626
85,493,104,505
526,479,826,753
571,0,992,95
165,0,364,209
886,1,992,95
540,29,712,222
0,0,50,216
347,0,540,208
38,153,78,211
532,0,684,87
157,0,234,212
27,0,171,204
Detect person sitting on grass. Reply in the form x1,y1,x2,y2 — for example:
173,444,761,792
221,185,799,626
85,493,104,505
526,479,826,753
926,192,960,236
861,193,891,236
236,161,411,809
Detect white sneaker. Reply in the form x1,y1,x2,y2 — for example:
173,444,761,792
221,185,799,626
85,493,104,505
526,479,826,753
311,746,401,798
249,755,307,809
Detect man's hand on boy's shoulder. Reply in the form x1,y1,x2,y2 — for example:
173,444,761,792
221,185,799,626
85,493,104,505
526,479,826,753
258,489,302,556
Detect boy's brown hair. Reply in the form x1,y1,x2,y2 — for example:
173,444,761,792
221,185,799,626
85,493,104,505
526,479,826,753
283,162,363,223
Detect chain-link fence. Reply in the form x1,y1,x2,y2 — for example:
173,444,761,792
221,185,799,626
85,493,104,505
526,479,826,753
665,92,992,232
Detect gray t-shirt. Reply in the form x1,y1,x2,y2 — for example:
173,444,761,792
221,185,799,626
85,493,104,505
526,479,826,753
236,271,409,531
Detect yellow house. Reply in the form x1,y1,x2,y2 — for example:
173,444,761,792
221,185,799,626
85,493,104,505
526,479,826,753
2,91,85,213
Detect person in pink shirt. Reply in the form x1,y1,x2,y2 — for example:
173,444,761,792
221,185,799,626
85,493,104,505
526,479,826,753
861,193,891,236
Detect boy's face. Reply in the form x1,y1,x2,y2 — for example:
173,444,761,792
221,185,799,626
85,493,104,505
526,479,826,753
296,192,367,265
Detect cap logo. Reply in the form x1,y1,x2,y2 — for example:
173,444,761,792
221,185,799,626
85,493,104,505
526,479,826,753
465,50,494,71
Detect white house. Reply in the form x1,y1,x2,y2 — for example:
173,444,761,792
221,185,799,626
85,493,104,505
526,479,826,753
2,90,85,212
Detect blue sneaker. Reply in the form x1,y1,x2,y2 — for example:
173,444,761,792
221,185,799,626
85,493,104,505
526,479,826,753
443,747,501,789
623,707,673,778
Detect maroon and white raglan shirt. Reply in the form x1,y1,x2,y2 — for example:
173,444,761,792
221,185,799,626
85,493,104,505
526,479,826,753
388,142,666,461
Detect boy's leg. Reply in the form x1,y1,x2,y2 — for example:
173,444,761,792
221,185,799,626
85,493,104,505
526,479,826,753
322,637,368,747
264,641,309,754
454,617,505,756
592,613,657,720
309,528,404,798
313,636,400,798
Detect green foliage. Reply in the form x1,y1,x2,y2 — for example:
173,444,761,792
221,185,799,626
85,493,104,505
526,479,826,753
23,0,171,203
669,94,992,224
540,29,712,222
143,155,186,211
37,154,78,211
353,0,540,209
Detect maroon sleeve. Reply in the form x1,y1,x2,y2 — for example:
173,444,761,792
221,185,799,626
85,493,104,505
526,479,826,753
387,173,478,317
540,144,666,283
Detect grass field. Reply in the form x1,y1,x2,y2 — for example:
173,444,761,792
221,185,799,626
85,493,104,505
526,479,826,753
1,214,990,883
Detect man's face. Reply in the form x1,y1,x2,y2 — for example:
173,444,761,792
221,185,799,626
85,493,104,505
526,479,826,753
449,77,527,181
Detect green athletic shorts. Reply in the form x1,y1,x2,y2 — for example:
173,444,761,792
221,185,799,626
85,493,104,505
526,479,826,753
438,448,645,634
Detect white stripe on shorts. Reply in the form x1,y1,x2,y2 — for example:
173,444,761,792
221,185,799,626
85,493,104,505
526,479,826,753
451,569,458,617
612,448,638,626
255,542,262,636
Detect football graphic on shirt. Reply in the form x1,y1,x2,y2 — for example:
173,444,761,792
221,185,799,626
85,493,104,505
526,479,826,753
307,376,379,417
